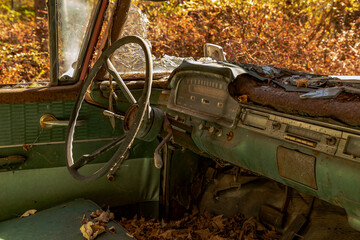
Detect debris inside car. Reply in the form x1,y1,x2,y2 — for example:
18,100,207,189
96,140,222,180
0,0,360,240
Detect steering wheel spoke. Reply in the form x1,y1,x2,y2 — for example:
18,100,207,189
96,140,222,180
65,36,153,182
70,135,126,170
106,59,137,105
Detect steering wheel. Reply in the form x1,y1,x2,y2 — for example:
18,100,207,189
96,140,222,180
65,36,153,182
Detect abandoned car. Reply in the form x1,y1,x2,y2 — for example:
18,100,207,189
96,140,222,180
0,0,360,239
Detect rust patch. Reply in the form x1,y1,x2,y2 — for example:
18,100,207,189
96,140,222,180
79,0,109,82
0,81,82,104
230,75,360,126
226,131,234,141
277,146,317,189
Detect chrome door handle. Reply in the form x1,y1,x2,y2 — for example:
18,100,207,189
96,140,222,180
40,114,85,129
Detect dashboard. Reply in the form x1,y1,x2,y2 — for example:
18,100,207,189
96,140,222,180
164,60,360,231
167,61,243,127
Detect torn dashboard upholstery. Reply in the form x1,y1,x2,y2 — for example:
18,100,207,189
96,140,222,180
227,63,360,127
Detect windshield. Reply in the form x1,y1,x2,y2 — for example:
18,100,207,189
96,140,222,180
134,0,360,76
58,0,97,78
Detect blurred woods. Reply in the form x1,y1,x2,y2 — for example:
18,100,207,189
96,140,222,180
0,0,359,84
0,0,49,84
138,0,360,75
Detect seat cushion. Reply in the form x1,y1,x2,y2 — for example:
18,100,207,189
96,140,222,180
0,199,135,240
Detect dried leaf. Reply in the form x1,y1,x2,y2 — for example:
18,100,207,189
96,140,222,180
20,209,37,218
210,236,227,240
22,144,32,151
80,221,106,240
296,79,308,88
126,232,134,238
80,222,94,240
92,224,106,236
158,229,175,239
81,214,88,224
108,226,116,234
195,229,212,239
94,209,114,223
238,94,248,103
89,211,98,218
212,215,225,231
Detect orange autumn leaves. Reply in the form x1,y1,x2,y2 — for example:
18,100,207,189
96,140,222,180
138,0,360,76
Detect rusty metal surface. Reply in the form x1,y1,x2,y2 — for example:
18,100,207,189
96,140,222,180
79,0,109,82
230,75,360,126
94,0,132,81
0,81,82,104
0,0,132,105
277,146,317,189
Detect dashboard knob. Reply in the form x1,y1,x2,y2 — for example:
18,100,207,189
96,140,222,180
199,123,206,130
272,122,281,130
208,126,215,134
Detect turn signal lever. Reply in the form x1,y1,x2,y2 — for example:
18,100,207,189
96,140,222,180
154,116,173,168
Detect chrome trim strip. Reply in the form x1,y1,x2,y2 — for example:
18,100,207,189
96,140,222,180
0,138,116,149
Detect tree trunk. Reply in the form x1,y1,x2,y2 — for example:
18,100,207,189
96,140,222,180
34,0,47,18
34,0,48,52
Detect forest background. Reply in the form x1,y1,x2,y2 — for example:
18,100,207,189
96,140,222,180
0,0,359,84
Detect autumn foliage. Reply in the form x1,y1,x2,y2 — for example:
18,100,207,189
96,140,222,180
0,0,359,84
0,2,49,84
138,0,360,75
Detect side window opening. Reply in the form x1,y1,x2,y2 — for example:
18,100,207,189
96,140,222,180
0,0,49,88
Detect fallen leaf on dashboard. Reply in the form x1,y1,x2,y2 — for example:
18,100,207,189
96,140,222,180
296,79,308,88
238,94,248,103
20,209,37,218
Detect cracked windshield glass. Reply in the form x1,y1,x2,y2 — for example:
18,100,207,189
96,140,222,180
58,0,97,79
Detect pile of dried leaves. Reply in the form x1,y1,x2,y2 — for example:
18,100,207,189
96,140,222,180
80,208,116,240
119,208,280,240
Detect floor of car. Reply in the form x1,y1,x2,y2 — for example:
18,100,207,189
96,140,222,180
0,199,135,240
301,200,360,240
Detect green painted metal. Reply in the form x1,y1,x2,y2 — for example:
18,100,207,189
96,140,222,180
0,158,160,222
0,101,122,146
48,0,59,85
0,98,160,221
139,107,164,142
89,86,163,111
0,199,134,239
0,138,158,170
191,125,360,229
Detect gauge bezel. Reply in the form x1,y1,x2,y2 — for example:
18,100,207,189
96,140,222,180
167,70,240,127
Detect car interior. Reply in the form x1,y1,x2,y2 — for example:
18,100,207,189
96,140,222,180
0,0,360,239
